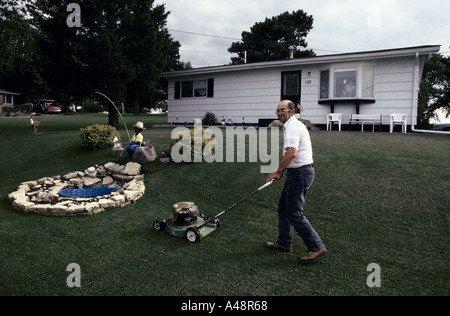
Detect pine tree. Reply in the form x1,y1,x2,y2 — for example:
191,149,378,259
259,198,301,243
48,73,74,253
228,10,315,64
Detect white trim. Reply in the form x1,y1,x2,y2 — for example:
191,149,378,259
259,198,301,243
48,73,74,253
163,46,441,78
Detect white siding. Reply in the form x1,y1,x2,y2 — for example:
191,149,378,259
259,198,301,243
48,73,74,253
371,58,415,125
298,58,417,125
166,50,431,126
168,69,281,124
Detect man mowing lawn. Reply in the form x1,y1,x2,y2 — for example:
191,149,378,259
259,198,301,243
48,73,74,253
266,100,327,265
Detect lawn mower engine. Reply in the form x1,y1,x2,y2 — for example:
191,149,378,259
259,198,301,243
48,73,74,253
153,201,219,243
152,179,274,243
171,202,200,226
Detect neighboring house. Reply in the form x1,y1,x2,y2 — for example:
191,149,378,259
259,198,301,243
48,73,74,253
0,89,20,112
162,45,440,128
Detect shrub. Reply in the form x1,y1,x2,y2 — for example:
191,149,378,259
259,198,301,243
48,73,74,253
79,99,105,112
165,127,217,162
202,112,217,125
80,124,120,150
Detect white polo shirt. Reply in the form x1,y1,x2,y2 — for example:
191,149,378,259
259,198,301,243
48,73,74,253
283,116,314,169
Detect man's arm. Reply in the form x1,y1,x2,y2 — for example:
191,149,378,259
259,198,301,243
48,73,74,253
266,147,298,183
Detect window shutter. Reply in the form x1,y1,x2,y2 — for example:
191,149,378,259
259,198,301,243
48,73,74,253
207,78,214,98
174,81,181,99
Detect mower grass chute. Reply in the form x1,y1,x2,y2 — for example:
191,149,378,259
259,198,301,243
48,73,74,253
152,180,274,243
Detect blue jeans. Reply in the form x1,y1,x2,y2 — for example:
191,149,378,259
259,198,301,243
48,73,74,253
126,143,140,156
277,166,325,252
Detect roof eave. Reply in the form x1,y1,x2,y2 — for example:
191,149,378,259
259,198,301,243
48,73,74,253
0,89,20,95
162,45,441,78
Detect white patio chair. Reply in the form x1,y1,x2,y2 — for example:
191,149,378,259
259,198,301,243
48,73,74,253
327,113,342,131
390,113,407,133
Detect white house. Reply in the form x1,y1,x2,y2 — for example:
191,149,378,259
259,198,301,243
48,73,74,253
162,45,440,128
0,89,20,112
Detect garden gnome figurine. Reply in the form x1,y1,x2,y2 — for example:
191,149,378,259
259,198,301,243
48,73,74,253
126,122,146,156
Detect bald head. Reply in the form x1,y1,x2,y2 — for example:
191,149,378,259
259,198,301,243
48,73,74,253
276,100,296,123
279,100,295,110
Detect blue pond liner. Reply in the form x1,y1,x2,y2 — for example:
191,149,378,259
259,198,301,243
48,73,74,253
59,187,120,199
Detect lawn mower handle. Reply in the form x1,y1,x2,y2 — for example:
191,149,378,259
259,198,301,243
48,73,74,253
258,180,274,191
197,180,274,229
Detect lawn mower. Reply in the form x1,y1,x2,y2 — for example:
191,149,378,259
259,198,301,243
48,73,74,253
152,180,274,243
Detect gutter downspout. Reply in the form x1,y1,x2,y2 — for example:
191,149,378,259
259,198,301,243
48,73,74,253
411,52,450,135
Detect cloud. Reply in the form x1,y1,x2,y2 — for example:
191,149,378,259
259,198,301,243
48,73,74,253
158,0,450,67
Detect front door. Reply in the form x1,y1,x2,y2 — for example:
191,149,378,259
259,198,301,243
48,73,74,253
281,71,302,106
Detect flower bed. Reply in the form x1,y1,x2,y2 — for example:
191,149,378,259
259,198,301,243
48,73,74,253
8,162,146,217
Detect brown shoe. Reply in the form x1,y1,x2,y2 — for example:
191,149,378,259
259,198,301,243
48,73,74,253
265,242,293,253
299,248,327,265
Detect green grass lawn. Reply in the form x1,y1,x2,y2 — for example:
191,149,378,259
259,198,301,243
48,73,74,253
0,113,448,296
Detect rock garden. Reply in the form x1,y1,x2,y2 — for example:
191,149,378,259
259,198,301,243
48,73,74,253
8,161,146,216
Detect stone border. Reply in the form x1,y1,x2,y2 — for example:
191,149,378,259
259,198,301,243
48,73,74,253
8,162,146,217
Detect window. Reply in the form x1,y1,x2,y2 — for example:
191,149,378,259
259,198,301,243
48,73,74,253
175,79,214,99
181,81,193,98
362,68,374,98
319,67,375,100
334,70,357,98
320,70,330,99
194,80,207,97
283,73,299,95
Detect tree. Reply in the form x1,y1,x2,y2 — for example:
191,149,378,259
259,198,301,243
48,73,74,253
32,1,86,107
32,0,181,127
228,10,315,64
0,2,44,101
418,54,450,128
112,1,181,114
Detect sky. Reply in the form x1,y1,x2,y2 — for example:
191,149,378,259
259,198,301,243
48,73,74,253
155,0,450,68
155,0,450,123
